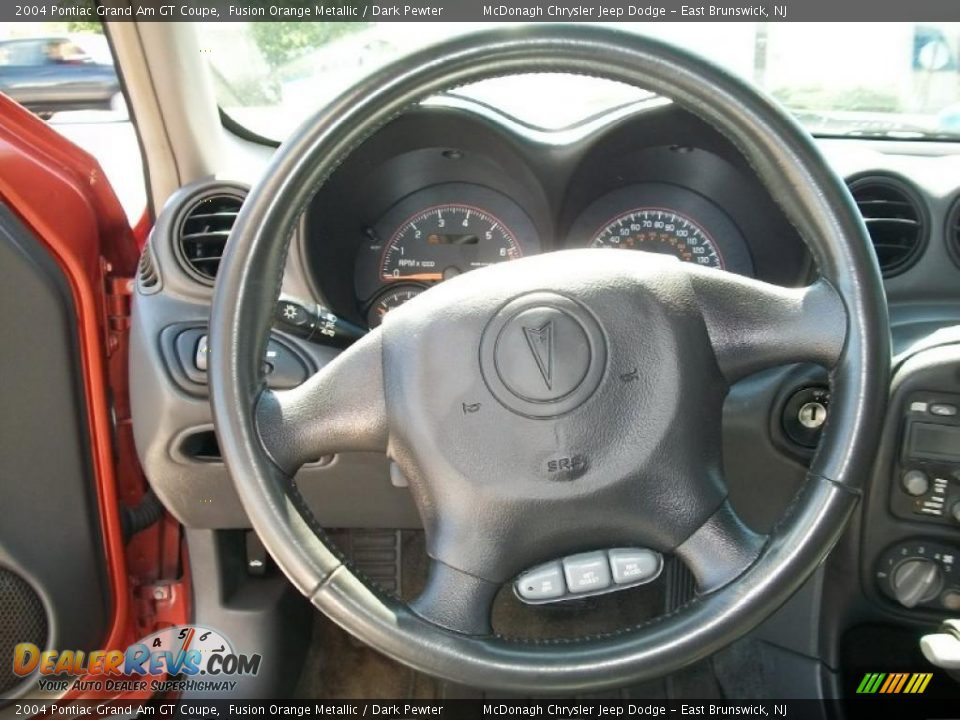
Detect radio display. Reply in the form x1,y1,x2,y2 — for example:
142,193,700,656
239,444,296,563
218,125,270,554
908,422,960,463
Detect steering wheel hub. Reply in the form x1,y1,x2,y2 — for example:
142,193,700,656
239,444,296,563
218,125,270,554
480,291,606,416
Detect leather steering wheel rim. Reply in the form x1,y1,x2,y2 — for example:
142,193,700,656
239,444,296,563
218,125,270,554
209,25,889,693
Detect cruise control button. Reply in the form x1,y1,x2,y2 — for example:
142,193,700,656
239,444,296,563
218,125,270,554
608,548,661,585
515,562,565,601
562,551,611,594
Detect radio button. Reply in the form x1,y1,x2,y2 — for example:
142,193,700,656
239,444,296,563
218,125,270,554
902,470,930,497
930,403,958,417
951,502,960,524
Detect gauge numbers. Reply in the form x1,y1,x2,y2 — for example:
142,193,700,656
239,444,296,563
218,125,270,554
380,204,523,283
590,208,724,269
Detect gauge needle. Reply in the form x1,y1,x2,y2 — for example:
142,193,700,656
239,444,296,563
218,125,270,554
383,272,443,281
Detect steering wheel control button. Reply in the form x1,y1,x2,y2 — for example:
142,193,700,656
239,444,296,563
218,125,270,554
902,470,931,497
480,292,606,418
608,548,662,585
562,552,612,594
515,548,665,604
515,562,565,602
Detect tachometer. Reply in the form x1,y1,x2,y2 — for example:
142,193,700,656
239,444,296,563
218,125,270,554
589,208,723,269
354,182,542,320
380,204,523,282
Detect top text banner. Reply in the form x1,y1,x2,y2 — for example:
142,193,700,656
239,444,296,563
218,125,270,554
7,0,960,23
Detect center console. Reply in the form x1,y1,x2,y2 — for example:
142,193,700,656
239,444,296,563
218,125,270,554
862,343,960,619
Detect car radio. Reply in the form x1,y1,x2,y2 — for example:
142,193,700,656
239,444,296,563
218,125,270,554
892,391,960,527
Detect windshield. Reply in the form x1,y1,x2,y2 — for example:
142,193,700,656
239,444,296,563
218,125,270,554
200,22,960,141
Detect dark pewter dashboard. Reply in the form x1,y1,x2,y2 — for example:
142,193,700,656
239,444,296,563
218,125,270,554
131,94,960,633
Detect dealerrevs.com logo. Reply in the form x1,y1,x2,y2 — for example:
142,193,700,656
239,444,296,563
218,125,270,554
12,625,261,694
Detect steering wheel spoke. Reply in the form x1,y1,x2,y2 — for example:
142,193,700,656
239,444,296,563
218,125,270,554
254,332,387,476
410,560,500,636
689,270,847,384
674,500,767,594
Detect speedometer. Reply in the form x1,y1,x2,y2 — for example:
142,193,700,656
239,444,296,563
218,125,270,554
589,208,724,269
380,204,523,282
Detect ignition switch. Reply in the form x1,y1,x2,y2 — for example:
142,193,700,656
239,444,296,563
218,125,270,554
782,386,831,448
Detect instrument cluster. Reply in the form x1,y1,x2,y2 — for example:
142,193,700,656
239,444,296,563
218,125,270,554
301,104,809,328
353,181,754,327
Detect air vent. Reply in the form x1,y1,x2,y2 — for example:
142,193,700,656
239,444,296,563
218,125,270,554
848,177,926,277
175,190,244,283
136,241,161,294
946,196,960,270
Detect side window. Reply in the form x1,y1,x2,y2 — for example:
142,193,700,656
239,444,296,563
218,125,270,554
0,22,146,223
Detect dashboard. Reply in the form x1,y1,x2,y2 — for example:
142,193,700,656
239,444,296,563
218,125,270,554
119,71,960,701
301,103,809,329
130,93,960,650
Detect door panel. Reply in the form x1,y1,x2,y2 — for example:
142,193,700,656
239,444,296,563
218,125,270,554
0,203,110,698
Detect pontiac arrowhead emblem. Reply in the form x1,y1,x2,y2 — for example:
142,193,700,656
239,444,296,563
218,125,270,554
522,320,554,390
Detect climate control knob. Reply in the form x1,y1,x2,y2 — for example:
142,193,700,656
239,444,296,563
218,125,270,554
891,558,944,608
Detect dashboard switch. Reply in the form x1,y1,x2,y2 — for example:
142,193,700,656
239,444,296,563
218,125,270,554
515,562,565,602
902,469,930,497
891,558,943,609
274,294,366,348
951,501,960,524
563,552,612,594
609,548,661,585
195,334,209,371
930,403,959,417
171,326,309,390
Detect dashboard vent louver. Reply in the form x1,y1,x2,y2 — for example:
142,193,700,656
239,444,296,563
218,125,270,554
848,177,926,277
137,241,161,294
175,190,245,283
946,196,960,270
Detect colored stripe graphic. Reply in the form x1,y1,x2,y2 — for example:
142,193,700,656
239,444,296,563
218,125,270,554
893,673,909,693
856,673,885,693
857,672,932,694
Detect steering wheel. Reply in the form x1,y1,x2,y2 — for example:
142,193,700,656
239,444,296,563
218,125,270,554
209,26,889,693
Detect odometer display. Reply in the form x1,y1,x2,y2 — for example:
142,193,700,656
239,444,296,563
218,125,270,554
590,208,724,269
380,204,523,282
